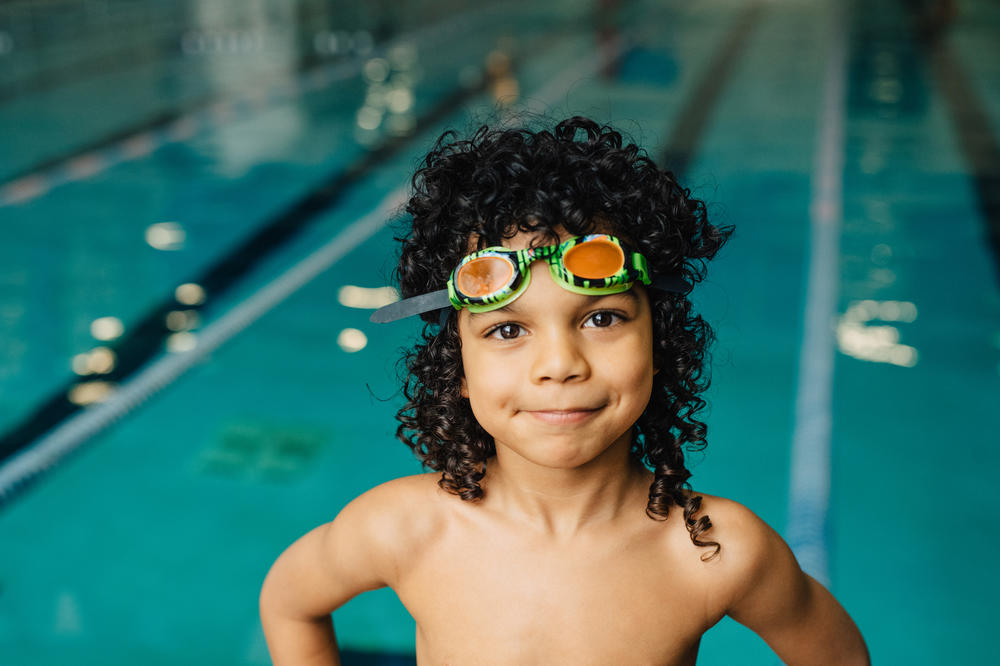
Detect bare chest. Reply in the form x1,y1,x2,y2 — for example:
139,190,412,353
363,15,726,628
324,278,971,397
395,527,712,665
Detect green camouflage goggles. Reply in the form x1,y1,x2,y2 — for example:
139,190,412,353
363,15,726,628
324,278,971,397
371,234,689,324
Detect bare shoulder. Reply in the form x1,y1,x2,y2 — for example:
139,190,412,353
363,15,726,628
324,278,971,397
350,471,443,510
259,472,447,620
694,492,781,558
683,492,792,605
336,472,449,567
340,471,445,535
688,493,870,665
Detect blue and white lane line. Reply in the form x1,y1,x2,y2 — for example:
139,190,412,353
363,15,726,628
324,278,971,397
0,3,494,208
0,185,408,503
0,36,625,506
786,0,848,588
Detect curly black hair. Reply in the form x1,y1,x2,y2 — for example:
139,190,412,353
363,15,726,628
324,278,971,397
394,116,733,556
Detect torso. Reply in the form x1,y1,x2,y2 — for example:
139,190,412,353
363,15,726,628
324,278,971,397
389,473,729,666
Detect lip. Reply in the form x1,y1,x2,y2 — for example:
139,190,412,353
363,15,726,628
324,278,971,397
524,407,603,425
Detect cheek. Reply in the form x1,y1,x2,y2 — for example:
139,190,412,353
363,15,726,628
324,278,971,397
623,363,655,407
606,335,655,404
458,339,513,405
464,360,517,402
463,372,517,442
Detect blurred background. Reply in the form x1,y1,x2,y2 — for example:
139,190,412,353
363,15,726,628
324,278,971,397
0,0,997,663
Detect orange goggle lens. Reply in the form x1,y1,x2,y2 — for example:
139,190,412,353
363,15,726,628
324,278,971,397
455,255,515,297
562,237,625,279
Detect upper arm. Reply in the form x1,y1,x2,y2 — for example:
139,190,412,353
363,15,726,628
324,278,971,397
259,481,409,621
706,499,869,666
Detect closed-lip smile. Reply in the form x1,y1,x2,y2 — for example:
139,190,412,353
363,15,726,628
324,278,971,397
525,406,603,425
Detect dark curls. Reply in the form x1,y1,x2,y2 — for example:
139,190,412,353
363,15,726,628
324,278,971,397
394,117,733,557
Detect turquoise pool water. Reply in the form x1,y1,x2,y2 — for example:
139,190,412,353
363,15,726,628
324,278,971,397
1,0,998,663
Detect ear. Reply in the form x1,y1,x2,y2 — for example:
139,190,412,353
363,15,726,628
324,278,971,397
460,375,469,398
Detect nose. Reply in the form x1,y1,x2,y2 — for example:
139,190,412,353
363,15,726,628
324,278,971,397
530,326,591,385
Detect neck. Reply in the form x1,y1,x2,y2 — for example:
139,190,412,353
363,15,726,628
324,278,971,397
481,432,650,539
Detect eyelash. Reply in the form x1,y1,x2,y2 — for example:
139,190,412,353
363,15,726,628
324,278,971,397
484,310,627,340
583,310,625,328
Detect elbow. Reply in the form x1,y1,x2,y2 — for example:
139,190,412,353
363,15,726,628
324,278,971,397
259,569,278,622
259,563,290,624
838,645,871,666
849,635,872,666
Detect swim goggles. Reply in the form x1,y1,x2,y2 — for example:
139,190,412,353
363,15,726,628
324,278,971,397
370,234,689,323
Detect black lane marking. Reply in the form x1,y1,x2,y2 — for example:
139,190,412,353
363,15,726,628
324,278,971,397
922,35,1000,286
0,69,495,466
659,2,765,177
8,3,756,460
3,108,190,185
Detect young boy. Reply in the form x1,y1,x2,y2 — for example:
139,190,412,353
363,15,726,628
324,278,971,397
259,117,869,665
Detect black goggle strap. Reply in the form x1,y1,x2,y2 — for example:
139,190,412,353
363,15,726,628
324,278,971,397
368,288,451,323
369,273,691,324
652,273,691,295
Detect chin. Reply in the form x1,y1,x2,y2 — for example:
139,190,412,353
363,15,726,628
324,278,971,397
526,440,607,469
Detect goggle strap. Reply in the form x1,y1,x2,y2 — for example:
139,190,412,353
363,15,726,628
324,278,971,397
369,289,452,323
653,274,691,294
370,274,692,323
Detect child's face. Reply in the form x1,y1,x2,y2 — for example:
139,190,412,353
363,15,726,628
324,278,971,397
457,227,656,471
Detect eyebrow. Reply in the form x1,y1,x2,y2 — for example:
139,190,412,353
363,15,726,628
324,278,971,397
584,289,641,309
605,289,640,305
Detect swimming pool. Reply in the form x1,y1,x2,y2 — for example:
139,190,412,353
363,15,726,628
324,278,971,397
1,0,997,663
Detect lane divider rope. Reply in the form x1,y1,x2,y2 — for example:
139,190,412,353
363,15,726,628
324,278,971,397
785,0,848,587
0,33,625,507
0,186,406,503
0,2,512,208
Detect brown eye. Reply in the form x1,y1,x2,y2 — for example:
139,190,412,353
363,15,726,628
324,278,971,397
584,311,620,328
489,323,523,339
